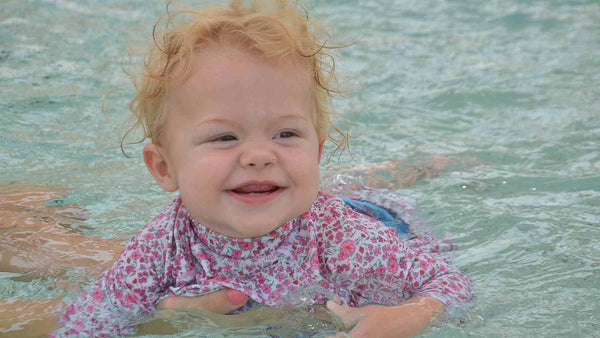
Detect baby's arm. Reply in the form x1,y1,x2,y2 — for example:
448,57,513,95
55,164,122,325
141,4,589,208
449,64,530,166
52,226,168,337
319,198,472,337
330,244,471,337
330,244,470,337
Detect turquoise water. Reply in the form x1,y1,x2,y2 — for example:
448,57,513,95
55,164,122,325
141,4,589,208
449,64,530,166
1,0,599,336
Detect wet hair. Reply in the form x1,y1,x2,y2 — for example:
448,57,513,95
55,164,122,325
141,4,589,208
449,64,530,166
122,0,348,155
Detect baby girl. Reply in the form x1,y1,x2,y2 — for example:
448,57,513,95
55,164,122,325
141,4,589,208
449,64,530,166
54,1,471,336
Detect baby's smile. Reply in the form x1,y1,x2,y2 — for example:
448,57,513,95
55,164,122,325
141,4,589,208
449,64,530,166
226,182,285,205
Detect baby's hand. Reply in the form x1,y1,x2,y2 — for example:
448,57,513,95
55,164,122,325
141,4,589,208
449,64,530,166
326,296,445,338
327,298,388,338
326,297,364,330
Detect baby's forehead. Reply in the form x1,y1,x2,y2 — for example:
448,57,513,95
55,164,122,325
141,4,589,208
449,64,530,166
165,45,315,108
171,44,313,89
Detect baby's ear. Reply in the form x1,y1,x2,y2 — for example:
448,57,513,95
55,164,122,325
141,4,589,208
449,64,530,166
143,143,178,192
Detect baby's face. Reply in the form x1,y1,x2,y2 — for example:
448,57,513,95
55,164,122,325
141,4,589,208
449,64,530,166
152,46,322,238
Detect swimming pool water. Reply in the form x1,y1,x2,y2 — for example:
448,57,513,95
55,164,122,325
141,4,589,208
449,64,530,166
1,0,599,336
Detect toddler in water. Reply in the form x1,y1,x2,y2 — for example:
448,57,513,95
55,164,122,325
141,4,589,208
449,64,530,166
54,1,471,336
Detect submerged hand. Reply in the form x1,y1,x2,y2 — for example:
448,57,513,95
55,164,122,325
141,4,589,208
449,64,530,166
326,298,364,330
326,297,444,338
157,288,248,314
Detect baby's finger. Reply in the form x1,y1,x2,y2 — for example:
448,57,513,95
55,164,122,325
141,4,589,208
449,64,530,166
326,299,363,328
157,288,248,314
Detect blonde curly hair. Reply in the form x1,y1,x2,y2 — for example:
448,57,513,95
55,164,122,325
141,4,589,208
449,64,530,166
123,0,348,155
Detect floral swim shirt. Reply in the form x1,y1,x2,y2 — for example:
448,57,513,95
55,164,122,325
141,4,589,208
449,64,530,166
54,188,472,337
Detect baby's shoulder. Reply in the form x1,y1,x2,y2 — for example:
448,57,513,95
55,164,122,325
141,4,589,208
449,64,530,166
310,191,350,224
125,196,183,250
312,191,344,211
310,191,391,239
309,192,403,265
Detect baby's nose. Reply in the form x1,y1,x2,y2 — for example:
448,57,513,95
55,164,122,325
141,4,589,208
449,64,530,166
240,144,276,168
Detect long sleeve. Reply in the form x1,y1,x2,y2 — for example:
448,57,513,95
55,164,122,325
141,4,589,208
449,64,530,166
315,194,472,308
52,218,171,337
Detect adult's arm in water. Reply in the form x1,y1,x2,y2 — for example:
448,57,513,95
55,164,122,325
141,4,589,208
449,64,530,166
0,290,247,337
321,154,451,191
158,288,248,314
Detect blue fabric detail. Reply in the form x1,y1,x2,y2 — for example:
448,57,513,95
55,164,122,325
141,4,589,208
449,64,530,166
341,197,410,236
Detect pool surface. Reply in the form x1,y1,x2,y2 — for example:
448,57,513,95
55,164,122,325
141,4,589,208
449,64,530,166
1,0,599,336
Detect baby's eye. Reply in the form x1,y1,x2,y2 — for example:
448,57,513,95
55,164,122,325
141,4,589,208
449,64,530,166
275,131,296,139
211,135,237,142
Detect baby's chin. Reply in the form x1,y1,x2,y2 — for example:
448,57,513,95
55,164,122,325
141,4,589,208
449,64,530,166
191,214,285,239
186,191,317,238
225,216,298,238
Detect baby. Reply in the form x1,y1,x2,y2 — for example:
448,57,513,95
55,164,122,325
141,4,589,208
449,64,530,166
54,1,471,336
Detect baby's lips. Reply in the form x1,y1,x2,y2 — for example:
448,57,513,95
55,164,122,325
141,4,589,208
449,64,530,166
232,184,278,193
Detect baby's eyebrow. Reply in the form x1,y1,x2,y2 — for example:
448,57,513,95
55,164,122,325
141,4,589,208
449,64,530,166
193,112,309,130
194,117,241,128
276,113,309,122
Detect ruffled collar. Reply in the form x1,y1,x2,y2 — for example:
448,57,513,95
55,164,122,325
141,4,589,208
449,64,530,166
188,212,300,259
